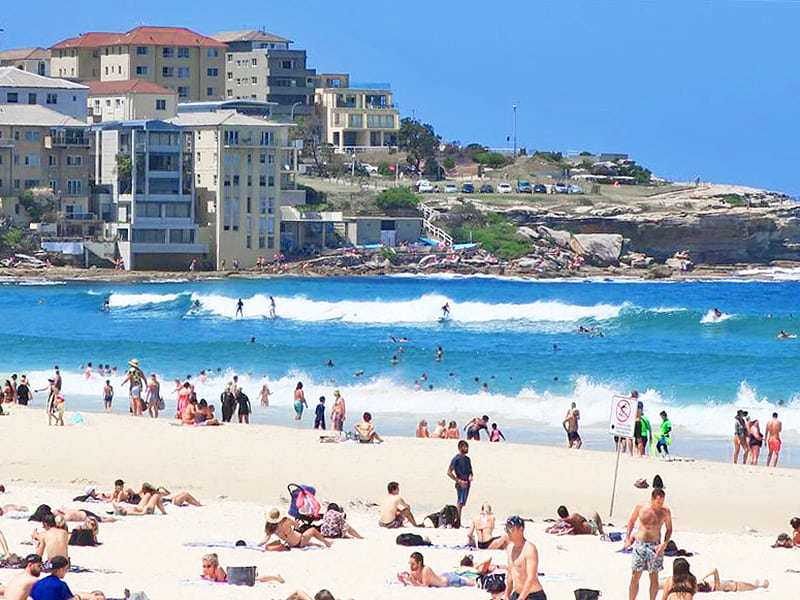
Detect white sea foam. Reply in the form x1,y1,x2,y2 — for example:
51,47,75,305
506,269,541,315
700,309,733,323
108,292,185,307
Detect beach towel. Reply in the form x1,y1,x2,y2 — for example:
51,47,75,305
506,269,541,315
183,541,263,551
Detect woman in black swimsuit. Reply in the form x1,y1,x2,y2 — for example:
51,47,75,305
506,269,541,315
662,558,697,599
749,419,763,465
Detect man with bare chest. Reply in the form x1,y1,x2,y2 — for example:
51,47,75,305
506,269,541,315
504,515,545,599
625,488,673,600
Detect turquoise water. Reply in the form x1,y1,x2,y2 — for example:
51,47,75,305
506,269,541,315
3,272,799,465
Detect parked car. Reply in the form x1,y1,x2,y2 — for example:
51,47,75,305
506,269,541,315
444,183,458,194
567,184,584,194
497,182,513,194
517,180,532,193
361,163,379,174
551,182,569,194
417,180,434,193
462,183,475,193
533,183,548,194
479,184,494,193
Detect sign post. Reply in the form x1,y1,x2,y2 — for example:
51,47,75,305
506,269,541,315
609,395,635,517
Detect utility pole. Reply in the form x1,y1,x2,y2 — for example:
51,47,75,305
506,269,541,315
512,104,517,156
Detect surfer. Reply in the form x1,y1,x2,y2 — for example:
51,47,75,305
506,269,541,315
269,296,276,318
101,299,110,312
777,330,795,339
712,307,723,319
435,346,444,362
235,298,244,318
441,302,450,318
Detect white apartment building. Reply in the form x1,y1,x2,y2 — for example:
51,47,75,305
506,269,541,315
315,84,399,150
0,105,90,225
87,80,178,122
92,119,205,270
0,68,88,120
0,47,50,76
170,109,292,269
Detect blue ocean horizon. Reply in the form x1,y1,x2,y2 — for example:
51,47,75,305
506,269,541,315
3,271,799,467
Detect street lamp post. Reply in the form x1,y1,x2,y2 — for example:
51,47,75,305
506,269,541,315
512,104,517,156
290,101,303,121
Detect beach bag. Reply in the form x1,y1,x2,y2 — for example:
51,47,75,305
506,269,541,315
480,573,506,593
158,396,165,410
439,504,460,529
395,533,431,546
226,566,256,586
68,529,96,546
574,589,601,600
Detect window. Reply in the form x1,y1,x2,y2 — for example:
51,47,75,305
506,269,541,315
27,93,37,104
162,47,174,58
268,197,275,214
268,175,274,187
136,202,161,218
281,60,295,69
259,153,266,164
227,72,233,80
136,46,148,55
66,179,82,195
177,67,190,79
133,229,165,243
49,179,57,191
206,87,215,97
251,58,257,66
165,203,190,218
177,47,190,59
170,229,194,243
136,65,148,75
24,155,40,167
24,131,41,142
49,155,57,167
104,66,109,75
24,179,40,189
13,179,20,190
156,99,166,111
207,68,219,77
177,86,190,98
226,89,233,98
115,98,123,107
66,155,83,167
259,131,272,146
251,76,257,84
349,114,363,128
226,53,233,62
224,130,239,145
208,48,219,58
259,175,266,187
6,92,18,103
162,66,174,78
368,114,395,128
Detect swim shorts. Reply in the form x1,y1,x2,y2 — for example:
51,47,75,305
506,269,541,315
477,536,500,549
768,437,781,453
379,515,404,529
293,400,304,417
510,590,547,600
631,540,663,573
442,572,468,587
568,431,581,443
456,482,470,506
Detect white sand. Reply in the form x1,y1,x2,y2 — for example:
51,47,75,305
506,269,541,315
0,406,797,599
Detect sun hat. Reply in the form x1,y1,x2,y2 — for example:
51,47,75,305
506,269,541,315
333,389,340,396
128,358,140,368
264,506,286,524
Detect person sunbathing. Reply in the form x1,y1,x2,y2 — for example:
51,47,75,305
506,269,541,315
0,504,30,516
113,483,166,515
397,551,475,587
467,503,507,549
696,568,769,593
200,553,226,582
258,507,332,550
550,505,604,536
158,487,202,507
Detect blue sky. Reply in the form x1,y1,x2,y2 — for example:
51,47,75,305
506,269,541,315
3,0,799,194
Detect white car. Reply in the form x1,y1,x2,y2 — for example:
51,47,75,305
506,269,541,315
497,182,513,194
417,180,434,193
361,163,379,174
444,183,458,194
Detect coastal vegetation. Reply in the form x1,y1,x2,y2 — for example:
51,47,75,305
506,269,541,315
375,187,419,210
449,210,532,260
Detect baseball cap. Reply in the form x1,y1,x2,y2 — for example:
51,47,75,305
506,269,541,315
505,515,524,528
48,555,69,570
23,554,42,566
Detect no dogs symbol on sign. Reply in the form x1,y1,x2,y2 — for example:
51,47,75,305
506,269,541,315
609,395,634,439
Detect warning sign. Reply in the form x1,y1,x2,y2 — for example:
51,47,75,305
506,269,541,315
609,395,634,438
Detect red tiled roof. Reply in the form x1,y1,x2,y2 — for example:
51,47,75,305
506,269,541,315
0,47,51,61
85,79,177,96
51,32,121,50
52,26,225,50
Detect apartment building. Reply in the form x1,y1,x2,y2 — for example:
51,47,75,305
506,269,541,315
211,30,316,120
170,109,292,269
0,47,50,76
87,80,177,123
92,119,205,270
51,26,225,102
0,68,88,120
315,83,399,150
0,105,90,224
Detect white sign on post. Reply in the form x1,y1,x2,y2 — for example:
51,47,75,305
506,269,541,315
609,395,635,439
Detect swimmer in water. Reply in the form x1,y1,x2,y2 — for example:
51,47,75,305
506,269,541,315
435,346,444,361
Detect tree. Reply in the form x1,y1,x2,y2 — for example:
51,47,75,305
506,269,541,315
375,187,420,211
18,188,57,222
116,154,132,194
398,118,441,173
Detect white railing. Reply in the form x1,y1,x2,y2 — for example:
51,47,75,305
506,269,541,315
418,201,453,246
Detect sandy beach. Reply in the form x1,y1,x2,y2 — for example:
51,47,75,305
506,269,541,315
0,406,797,599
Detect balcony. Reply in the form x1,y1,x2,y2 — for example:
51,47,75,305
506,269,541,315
46,132,89,148
0,139,15,148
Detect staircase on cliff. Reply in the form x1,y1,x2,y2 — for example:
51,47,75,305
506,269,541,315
418,202,453,246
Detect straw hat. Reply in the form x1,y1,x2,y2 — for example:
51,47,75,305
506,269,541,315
128,359,140,368
264,506,286,524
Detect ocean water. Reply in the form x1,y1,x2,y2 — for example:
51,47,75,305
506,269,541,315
3,270,800,466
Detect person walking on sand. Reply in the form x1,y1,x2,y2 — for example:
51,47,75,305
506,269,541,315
625,487,673,600
330,389,345,432
562,402,582,449
656,411,671,458
235,298,244,318
447,440,473,522
505,515,546,599
121,358,146,416
293,382,307,420
766,411,782,467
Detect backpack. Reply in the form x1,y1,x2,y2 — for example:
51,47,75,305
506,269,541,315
439,504,460,529
480,573,506,593
395,533,431,546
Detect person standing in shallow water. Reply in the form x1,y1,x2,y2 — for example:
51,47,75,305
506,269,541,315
293,382,307,420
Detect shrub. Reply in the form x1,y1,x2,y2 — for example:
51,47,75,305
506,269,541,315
378,161,392,176
376,187,420,211
472,152,512,168
533,151,564,163
452,217,532,260
722,194,746,207
443,156,455,170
